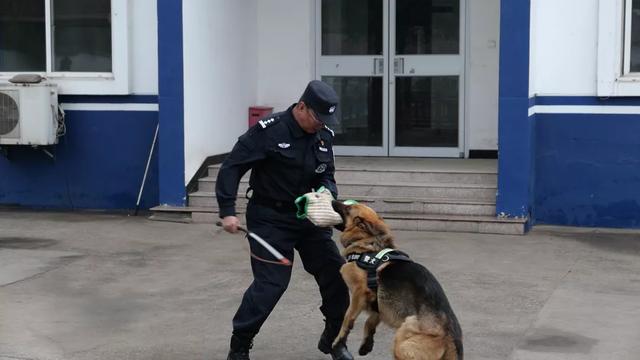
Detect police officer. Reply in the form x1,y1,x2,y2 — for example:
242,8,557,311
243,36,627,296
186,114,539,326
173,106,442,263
217,80,353,360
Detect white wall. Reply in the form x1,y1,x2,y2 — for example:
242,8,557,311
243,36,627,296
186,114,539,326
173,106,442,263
530,0,599,96
466,0,500,150
257,0,315,110
130,0,158,94
183,0,259,184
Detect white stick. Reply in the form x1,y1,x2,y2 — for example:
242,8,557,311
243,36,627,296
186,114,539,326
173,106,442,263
216,221,291,265
135,123,159,215
246,231,290,265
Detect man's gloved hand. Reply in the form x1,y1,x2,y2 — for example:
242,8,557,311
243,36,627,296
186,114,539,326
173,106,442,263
295,187,343,227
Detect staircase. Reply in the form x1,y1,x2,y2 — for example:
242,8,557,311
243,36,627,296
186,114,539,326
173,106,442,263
150,157,527,235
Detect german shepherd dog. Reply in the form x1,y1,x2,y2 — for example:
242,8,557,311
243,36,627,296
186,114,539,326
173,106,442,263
331,200,463,360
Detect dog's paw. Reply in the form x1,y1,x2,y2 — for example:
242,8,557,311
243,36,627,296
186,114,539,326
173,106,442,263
359,337,374,356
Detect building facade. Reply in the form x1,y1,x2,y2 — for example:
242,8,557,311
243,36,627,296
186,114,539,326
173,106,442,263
1,0,639,229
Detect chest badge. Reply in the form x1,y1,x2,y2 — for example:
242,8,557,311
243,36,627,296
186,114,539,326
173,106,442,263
318,146,328,152
315,163,327,173
278,143,291,149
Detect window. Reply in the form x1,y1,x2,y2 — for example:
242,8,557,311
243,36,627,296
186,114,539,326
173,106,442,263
624,0,640,74
0,0,46,72
597,0,640,96
0,0,129,94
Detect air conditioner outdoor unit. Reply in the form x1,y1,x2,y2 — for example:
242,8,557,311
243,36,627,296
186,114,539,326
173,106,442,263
0,82,59,146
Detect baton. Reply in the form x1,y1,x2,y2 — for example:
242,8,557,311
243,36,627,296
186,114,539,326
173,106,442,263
216,221,291,266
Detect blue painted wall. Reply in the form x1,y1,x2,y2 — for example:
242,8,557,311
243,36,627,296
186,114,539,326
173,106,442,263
534,107,640,228
497,0,533,220
157,0,186,206
0,103,159,210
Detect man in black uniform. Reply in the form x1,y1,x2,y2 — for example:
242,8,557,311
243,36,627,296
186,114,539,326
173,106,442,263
217,80,353,360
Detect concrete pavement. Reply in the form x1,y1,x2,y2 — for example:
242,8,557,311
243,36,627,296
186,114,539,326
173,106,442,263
1,210,639,359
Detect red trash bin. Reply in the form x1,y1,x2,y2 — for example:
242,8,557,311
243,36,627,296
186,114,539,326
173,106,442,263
248,106,274,128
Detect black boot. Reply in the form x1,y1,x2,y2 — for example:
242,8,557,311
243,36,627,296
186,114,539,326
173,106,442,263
317,320,354,360
227,334,253,360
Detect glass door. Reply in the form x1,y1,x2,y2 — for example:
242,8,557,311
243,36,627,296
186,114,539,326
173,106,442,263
317,0,464,157
390,0,464,157
316,0,388,156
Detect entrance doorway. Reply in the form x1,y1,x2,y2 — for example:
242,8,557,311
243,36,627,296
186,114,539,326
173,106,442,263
316,0,465,157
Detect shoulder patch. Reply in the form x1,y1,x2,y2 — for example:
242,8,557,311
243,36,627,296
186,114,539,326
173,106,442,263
323,125,335,137
258,116,279,129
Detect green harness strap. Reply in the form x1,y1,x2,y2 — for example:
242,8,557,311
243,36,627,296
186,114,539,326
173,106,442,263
375,248,396,260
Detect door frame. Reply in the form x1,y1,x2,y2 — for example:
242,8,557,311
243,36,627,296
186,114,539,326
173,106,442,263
314,0,468,157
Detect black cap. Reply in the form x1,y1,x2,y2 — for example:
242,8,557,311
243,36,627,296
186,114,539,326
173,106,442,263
300,80,339,126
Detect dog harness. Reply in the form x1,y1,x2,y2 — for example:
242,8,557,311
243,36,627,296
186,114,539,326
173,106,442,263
345,248,412,291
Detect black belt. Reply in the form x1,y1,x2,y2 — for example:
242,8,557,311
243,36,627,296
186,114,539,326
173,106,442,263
250,193,297,213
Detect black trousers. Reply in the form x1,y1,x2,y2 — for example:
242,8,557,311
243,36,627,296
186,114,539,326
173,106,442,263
232,202,349,336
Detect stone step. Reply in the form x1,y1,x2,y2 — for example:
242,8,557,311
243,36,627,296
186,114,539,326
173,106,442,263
187,192,496,216
149,206,526,235
207,166,497,186
196,179,496,201
379,212,526,235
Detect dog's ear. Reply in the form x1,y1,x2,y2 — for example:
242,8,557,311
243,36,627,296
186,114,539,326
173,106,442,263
352,216,365,229
364,216,396,248
361,220,377,236
359,217,385,236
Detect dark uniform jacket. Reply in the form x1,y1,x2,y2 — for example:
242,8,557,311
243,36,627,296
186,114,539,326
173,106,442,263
216,104,337,218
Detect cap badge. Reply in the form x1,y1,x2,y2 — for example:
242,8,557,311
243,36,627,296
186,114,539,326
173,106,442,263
315,164,327,173
278,143,291,149
328,105,336,114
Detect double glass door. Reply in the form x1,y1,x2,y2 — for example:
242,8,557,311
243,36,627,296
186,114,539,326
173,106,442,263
317,0,464,157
